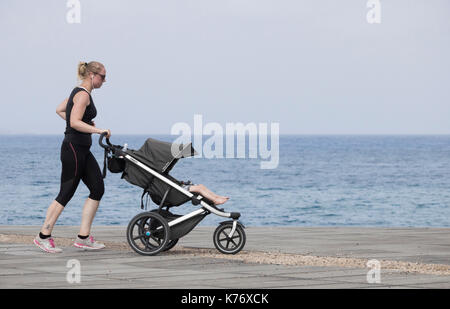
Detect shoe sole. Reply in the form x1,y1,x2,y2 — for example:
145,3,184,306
33,239,62,253
73,243,105,250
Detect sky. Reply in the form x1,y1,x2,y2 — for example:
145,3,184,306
0,0,449,135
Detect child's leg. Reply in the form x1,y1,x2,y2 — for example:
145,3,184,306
188,184,229,205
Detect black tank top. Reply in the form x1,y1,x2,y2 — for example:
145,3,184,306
64,87,97,146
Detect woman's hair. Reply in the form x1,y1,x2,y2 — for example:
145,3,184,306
77,61,104,80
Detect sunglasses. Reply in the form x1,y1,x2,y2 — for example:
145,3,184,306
94,72,106,81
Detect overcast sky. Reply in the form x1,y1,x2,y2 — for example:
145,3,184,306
1,0,449,135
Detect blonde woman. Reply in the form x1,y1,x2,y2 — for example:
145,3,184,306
34,61,111,253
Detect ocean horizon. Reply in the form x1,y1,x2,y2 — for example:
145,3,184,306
1,134,449,228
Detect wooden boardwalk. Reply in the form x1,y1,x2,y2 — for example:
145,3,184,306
0,226,449,289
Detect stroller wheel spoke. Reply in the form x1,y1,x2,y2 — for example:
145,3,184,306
230,239,238,248
133,233,146,241
144,238,151,250
150,235,161,245
219,228,238,249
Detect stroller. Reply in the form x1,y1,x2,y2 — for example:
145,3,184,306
99,133,246,256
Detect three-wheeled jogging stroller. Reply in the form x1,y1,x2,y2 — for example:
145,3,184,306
99,133,246,256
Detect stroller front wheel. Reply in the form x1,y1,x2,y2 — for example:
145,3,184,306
127,212,170,256
213,222,246,254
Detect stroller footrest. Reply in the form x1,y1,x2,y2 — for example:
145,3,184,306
191,195,214,207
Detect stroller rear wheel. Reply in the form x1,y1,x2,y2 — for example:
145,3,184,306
213,222,246,254
136,218,178,252
127,212,170,256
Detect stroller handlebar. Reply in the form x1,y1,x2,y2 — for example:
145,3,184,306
99,132,126,157
98,132,112,149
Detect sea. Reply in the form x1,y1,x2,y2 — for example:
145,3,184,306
1,134,449,227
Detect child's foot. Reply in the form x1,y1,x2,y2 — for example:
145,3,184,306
214,197,229,205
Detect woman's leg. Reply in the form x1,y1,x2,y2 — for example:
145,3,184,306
79,198,100,236
79,151,105,236
40,200,65,235
188,184,229,205
35,199,64,253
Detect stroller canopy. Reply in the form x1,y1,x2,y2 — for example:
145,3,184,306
130,138,198,173
122,138,198,207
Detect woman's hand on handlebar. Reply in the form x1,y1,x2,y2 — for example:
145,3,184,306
98,129,111,138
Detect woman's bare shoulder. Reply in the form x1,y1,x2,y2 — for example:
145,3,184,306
73,90,90,106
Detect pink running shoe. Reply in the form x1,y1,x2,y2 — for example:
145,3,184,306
73,235,105,250
33,235,63,253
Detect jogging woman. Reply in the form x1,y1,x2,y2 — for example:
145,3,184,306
34,61,111,253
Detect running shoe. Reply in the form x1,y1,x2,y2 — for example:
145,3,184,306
33,235,63,253
73,235,105,250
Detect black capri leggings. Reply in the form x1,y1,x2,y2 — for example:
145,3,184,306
55,141,104,207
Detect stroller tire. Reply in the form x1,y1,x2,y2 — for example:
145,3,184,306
213,222,246,255
127,212,170,256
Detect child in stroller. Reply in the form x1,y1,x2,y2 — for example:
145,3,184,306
100,133,246,256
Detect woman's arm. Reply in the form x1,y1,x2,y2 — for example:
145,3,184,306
56,98,68,120
70,91,110,137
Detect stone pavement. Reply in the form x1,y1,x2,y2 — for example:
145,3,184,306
0,226,449,289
